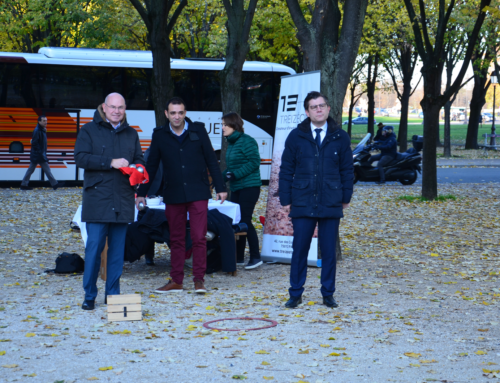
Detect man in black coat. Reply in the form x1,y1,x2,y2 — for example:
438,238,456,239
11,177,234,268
279,91,353,309
136,97,226,294
369,125,397,184
20,116,64,191
75,93,144,310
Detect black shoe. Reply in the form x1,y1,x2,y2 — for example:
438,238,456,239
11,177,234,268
20,185,33,191
323,295,338,308
245,258,263,270
285,296,302,308
52,182,65,190
145,257,155,266
81,300,95,310
376,181,386,185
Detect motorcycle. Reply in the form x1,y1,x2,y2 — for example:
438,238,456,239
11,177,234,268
352,134,423,185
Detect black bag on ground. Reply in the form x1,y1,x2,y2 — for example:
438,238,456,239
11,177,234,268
55,252,85,273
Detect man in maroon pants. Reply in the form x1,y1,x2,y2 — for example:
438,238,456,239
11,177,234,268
136,97,226,293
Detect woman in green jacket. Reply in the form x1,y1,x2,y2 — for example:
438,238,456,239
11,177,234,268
222,112,263,269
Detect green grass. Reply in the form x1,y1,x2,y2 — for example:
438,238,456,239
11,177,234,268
396,194,458,202
342,115,494,145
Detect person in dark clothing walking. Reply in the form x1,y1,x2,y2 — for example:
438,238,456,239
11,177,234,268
20,116,64,191
374,122,385,142
75,93,145,310
136,97,227,294
222,112,262,270
279,91,354,309
369,125,397,184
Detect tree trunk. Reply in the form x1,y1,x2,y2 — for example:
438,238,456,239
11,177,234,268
366,55,378,139
219,0,258,173
443,100,452,157
149,27,172,127
466,63,489,149
398,84,411,151
420,99,441,200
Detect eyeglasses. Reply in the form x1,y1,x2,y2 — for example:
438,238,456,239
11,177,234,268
105,104,125,112
309,103,328,111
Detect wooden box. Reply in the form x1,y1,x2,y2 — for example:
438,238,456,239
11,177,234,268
107,294,142,322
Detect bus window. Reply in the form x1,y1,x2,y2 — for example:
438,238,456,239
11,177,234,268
241,72,274,134
124,68,153,110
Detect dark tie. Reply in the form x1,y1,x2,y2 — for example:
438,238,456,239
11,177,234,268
314,128,322,147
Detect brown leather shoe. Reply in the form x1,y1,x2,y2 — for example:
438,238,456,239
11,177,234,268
194,280,207,294
154,280,183,294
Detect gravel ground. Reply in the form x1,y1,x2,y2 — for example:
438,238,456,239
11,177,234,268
0,183,499,383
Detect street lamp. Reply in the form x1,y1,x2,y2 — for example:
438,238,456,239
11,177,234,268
491,70,498,147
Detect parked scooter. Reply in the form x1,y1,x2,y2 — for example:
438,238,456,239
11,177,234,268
352,134,423,185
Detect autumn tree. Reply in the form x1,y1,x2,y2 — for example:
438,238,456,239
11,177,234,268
466,2,500,149
0,0,133,52
378,0,421,151
402,0,492,200
217,0,259,172
346,57,368,138
285,0,369,123
128,0,188,126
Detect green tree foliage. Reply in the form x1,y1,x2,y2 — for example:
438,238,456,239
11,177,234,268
0,0,147,52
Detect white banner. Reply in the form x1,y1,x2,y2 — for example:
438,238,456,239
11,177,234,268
261,71,321,267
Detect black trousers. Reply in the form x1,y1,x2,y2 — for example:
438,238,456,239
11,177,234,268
369,154,393,182
230,187,261,261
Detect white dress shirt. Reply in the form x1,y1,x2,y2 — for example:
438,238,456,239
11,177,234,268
170,120,189,136
311,122,327,144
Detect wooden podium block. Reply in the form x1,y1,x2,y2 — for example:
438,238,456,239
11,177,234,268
107,294,142,322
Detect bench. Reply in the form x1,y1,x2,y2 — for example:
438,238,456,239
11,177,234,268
481,134,499,151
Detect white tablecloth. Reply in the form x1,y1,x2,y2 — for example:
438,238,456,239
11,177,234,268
72,200,241,246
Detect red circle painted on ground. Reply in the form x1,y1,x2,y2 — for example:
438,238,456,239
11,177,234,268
203,317,278,332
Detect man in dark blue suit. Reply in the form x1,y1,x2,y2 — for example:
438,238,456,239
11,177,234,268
279,91,354,309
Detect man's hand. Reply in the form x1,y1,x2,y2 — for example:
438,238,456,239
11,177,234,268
283,205,291,213
111,158,129,169
136,196,146,210
217,192,227,204
342,203,350,209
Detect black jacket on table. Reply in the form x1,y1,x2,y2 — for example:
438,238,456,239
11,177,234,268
74,105,145,223
279,117,354,219
137,117,226,204
30,124,48,163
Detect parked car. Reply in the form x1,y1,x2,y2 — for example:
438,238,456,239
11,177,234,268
482,113,493,122
418,111,424,119
342,117,377,125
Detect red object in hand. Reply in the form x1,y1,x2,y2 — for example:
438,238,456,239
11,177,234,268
259,216,266,225
119,164,149,186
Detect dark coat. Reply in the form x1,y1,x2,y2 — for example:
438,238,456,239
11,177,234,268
75,106,145,223
137,117,225,204
30,124,48,163
279,117,354,219
375,132,397,158
374,128,384,142
223,131,261,192
207,209,236,273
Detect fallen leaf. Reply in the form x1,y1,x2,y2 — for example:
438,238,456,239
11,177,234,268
231,375,247,380
2,364,18,368
261,361,270,365
328,352,341,357
25,333,36,337
0,351,5,356
475,350,487,355
255,350,270,354
263,377,274,381
404,353,422,359
419,359,437,364
98,366,113,371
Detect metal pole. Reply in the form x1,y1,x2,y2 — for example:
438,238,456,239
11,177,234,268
491,85,496,147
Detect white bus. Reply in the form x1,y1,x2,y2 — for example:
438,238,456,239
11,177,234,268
0,47,295,183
